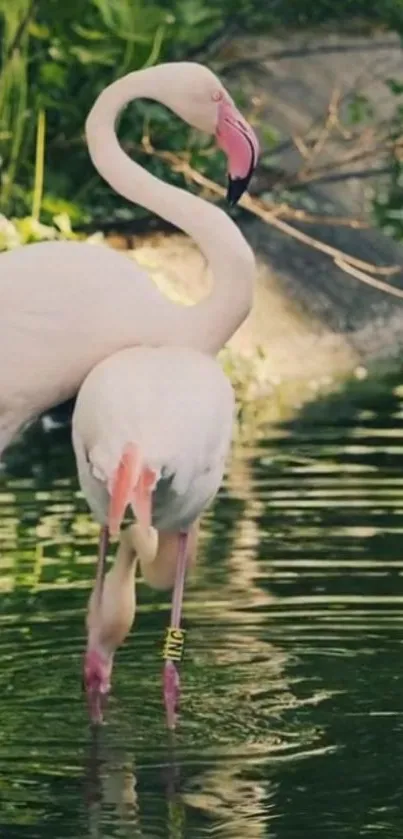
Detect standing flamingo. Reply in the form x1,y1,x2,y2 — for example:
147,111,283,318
0,62,258,457
73,345,234,726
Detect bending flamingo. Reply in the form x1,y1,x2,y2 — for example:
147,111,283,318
85,521,199,725
0,62,258,456
73,345,234,726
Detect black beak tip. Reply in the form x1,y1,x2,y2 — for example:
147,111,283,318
226,176,250,206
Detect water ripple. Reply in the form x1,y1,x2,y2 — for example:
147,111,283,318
1,381,403,835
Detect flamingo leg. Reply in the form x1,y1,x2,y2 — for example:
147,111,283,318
93,524,109,604
163,530,189,729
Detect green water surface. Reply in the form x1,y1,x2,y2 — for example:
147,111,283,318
1,374,403,838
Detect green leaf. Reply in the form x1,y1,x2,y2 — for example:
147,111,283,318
70,45,118,65
39,63,67,88
261,125,281,148
28,22,50,39
345,93,374,125
179,0,220,26
72,24,108,40
386,78,403,96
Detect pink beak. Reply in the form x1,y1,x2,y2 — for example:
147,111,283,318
215,97,260,205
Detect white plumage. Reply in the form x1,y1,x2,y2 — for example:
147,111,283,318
72,346,235,532
6,61,258,728
0,61,257,458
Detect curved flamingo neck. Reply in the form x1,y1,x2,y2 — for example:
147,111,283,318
85,63,255,354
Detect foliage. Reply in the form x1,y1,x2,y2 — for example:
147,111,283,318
0,212,106,251
373,80,403,241
1,0,403,231
0,0,259,225
0,213,72,249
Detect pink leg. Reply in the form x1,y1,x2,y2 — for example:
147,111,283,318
163,531,189,730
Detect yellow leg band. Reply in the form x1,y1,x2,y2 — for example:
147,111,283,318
163,627,186,662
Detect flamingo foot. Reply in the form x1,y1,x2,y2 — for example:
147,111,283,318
163,660,180,730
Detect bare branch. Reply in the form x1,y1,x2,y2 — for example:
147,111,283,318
334,259,403,300
298,86,343,177
137,135,368,228
140,135,402,293
289,83,392,193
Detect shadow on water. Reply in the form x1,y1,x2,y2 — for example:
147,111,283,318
1,368,403,835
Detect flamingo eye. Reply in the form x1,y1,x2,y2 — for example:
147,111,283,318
212,90,223,102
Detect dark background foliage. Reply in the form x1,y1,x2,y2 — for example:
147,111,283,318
1,0,403,232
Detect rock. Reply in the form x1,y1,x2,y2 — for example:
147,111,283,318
216,27,403,370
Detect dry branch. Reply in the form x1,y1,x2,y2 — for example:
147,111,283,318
140,135,402,299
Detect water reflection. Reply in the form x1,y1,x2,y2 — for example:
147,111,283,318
1,372,403,835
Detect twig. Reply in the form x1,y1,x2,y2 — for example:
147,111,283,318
285,209,367,228
298,86,343,176
292,134,311,160
283,64,399,194
140,136,401,288
244,196,401,280
334,259,403,300
291,88,391,190
287,164,392,190
293,133,390,185
137,137,367,228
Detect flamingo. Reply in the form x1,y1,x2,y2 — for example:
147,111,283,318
73,345,234,726
0,61,258,457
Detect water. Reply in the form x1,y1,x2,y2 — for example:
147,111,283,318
1,373,403,838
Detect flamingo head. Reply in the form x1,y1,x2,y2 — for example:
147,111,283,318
83,647,113,725
156,63,259,206
214,92,259,205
